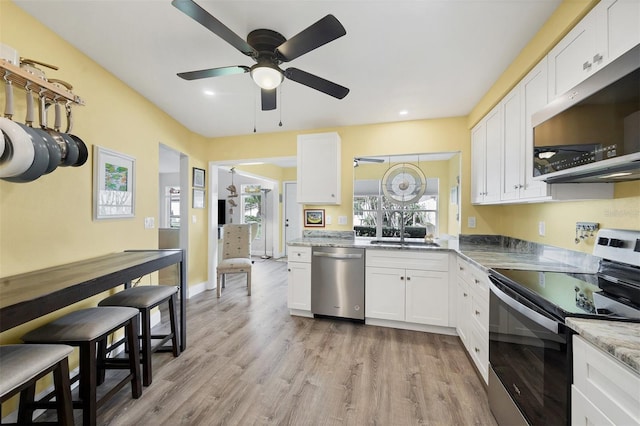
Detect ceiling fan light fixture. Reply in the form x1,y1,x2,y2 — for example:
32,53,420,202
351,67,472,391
250,64,283,90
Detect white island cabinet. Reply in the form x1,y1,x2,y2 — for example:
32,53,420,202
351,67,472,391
297,132,341,205
287,246,312,317
365,249,453,333
572,335,640,426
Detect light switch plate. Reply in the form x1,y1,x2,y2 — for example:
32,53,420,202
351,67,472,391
468,216,476,228
325,215,332,225
338,216,347,225
538,221,545,236
144,217,155,229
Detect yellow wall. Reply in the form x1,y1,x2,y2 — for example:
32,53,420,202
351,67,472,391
0,2,210,341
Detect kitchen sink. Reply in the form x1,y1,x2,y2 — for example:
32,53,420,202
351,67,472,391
369,240,440,248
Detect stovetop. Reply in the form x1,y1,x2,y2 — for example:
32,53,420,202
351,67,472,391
491,268,640,321
490,229,640,323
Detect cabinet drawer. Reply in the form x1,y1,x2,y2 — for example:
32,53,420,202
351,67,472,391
573,336,640,425
469,326,489,384
470,293,489,335
456,257,472,281
572,386,615,426
367,249,449,271
288,246,312,263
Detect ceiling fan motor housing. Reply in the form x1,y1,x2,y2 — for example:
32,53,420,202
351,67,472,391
247,29,286,63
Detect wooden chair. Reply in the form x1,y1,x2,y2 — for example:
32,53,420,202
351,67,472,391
0,344,74,425
217,224,252,298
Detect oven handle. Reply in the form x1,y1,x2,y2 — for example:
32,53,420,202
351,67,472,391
489,280,559,334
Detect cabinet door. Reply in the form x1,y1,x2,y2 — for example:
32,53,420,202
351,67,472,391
365,266,405,321
521,58,548,199
501,86,522,201
287,262,311,311
456,278,471,349
548,8,604,100
571,386,616,426
604,0,640,62
484,106,502,203
471,123,486,204
405,269,449,326
297,132,341,205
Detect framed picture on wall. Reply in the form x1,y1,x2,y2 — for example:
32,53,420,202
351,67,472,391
193,188,205,209
193,167,205,188
304,209,325,227
93,146,135,220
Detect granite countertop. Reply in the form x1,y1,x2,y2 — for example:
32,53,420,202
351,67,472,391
566,317,640,375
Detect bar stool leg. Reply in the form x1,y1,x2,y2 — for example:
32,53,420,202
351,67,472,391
141,307,152,387
17,384,36,424
169,293,181,357
53,358,74,425
78,341,98,426
126,318,142,398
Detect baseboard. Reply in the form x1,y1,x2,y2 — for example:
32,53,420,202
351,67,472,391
365,318,458,336
187,281,207,298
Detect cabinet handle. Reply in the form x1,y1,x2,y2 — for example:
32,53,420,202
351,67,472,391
463,292,468,297
474,279,480,284
459,266,464,271
593,53,603,64
514,185,519,189
406,276,411,281
474,347,480,353
583,61,592,71
475,310,480,315
288,268,291,272
297,253,301,256
400,276,404,280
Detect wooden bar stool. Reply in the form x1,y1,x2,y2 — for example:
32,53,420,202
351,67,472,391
98,285,180,386
21,307,142,426
0,344,74,425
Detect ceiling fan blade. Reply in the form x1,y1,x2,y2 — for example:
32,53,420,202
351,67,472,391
355,157,385,163
177,66,250,81
261,89,277,111
276,15,346,62
285,68,349,99
171,0,256,57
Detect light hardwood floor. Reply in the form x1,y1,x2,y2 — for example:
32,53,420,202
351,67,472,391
49,258,497,425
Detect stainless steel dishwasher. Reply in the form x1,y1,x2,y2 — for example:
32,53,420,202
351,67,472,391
311,246,365,320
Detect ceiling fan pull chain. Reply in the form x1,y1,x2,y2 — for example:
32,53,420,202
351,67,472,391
253,87,257,133
278,85,283,127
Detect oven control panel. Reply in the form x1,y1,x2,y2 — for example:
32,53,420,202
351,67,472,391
593,229,640,267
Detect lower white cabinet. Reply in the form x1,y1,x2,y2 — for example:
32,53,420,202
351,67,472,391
455,255,490,384
365,250,451,329
572,335,640,426
287,246,312,315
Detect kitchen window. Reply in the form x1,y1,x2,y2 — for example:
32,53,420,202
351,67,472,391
353,178,438,239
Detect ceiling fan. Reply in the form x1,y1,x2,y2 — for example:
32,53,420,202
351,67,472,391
171,0,350,111
353,157,385,167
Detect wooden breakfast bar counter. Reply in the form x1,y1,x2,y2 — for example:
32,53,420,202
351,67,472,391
0,249,187,351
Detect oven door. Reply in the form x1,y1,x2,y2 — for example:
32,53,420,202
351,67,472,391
489,277,570,426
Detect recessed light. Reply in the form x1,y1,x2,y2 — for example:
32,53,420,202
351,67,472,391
399,110,409,116
203,90,215,96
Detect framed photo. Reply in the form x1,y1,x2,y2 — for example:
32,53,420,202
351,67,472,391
193,167,205,188
93,146,135,220
304,209,325,227
193,188,205,209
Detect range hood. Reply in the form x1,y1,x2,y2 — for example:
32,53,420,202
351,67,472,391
532,45,640,184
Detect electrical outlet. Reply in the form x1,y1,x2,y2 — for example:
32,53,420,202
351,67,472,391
338,216,347,225
538,221,545,236
325,215,332,225
192,215,197,224
468,216,476,228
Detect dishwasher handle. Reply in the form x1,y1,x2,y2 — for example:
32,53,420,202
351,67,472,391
313,251,363,260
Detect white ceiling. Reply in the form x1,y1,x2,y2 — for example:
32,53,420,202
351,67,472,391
14,0,561,139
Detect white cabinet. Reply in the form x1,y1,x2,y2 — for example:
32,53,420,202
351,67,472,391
571,335,640,426
605,0,640,62
501,58,549,202
287,246,312,315
455,256,490,384
297,132,341,205
365,250,450,329
471,104,501,204
548,0,640,101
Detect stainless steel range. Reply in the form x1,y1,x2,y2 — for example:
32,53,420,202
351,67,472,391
487,229,640,426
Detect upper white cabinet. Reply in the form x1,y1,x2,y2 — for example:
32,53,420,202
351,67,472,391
297,132,341,205
548,0,640,101
471,105,502,204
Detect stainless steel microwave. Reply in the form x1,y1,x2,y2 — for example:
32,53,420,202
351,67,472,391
532,45,640,183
